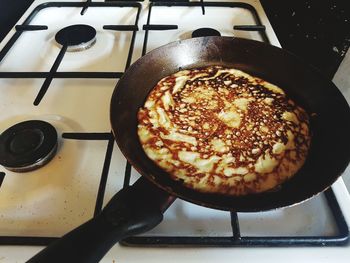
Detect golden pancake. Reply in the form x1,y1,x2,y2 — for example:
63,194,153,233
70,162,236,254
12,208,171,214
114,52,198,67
137,66,311,196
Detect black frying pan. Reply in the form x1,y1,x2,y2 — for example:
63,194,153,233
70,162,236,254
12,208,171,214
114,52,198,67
28,37,350,263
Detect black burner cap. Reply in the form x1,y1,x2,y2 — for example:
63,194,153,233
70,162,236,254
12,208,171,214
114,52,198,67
0,120,58,172
192,28,221,38
55,24,96,52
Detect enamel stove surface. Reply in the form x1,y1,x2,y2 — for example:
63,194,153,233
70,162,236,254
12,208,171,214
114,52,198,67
0,1,349,262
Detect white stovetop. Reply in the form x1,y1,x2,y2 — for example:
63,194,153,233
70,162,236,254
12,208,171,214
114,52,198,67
333,50,350,192
0,0,349,262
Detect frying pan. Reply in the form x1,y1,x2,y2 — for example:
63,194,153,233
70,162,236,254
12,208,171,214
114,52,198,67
27,37,350,263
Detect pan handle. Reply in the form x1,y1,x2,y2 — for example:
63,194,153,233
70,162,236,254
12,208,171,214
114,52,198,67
27,177,175,263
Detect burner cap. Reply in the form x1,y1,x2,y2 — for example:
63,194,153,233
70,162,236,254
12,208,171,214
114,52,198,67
0,120,58,172
55,24,96,52
192,28,221,38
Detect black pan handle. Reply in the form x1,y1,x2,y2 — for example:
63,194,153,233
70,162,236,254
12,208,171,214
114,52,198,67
27,177,175,263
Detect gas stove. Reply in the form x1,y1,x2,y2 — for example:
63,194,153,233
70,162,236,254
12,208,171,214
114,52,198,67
0,1,350,262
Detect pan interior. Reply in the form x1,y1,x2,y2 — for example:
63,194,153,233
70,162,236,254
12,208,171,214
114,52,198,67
110,37,350,212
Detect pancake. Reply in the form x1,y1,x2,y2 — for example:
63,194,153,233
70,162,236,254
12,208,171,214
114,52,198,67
137,66,311,196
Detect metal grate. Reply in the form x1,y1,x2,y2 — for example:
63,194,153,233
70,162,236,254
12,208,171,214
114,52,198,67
0,0,141,246
120,0,350,247
0,1,141,105
0,0,348,248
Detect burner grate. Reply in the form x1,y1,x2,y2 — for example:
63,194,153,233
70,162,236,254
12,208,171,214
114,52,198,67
0,131,115,245
120,0,350,247
0,0,141,246
0,0,348,248
142,0,269,55
121,189,349,247
0,1,141,106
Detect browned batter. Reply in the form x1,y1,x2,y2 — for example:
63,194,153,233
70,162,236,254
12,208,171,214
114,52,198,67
137,66,311,195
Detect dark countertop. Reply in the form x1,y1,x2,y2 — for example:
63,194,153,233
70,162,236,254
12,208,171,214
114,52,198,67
261,0,350,79
0,0,34,40
0,0,349,79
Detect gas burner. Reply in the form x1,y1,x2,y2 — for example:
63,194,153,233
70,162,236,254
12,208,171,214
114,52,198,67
192,28,221,38
0,120,58,173
55,24,96,52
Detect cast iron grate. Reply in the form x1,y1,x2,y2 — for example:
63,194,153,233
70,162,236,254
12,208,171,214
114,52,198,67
0,0,141,106
121,0,349,247
0,0,348,248
0,131,115,245
0,0,141,246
